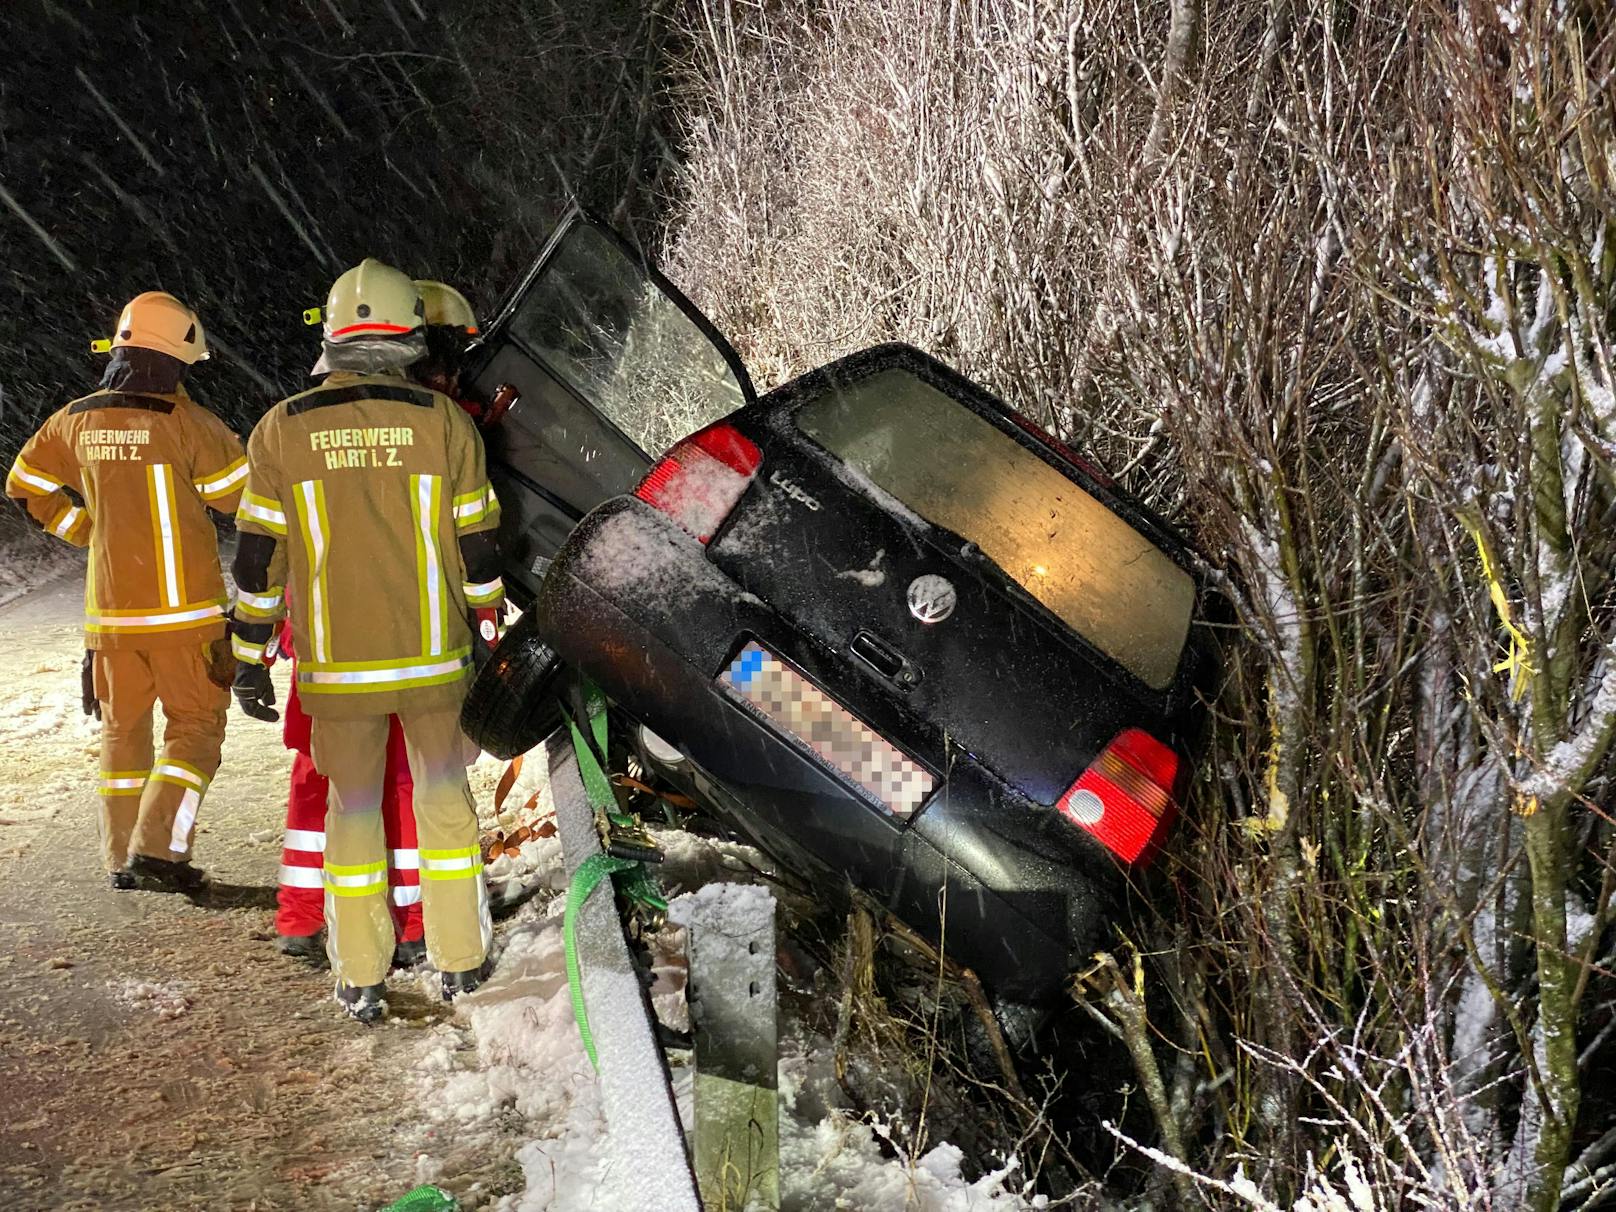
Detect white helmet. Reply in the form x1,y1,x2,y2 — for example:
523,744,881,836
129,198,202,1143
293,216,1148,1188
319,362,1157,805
321,258,424,343
106,291,209,363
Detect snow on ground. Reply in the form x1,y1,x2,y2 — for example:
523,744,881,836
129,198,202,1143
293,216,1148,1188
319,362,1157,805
421,753,1045,1210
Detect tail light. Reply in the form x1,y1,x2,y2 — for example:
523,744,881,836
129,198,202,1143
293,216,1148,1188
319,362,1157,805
634,422,762,543
1057,729,1180,863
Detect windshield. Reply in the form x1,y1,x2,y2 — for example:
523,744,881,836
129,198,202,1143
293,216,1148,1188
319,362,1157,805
798,369,1194,689
510,224,748,455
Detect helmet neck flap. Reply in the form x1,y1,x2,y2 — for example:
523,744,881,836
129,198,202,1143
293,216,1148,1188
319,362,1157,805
310,330,427,378
100,345,188,395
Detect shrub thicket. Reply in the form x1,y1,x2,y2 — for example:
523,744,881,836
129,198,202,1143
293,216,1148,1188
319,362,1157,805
663,2,1616,1207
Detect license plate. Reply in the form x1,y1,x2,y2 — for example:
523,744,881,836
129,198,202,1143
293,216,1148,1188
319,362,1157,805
720,641,934,817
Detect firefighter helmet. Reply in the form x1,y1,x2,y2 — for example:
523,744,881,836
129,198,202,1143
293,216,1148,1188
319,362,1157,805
321,258,424,344
414,280,478,335
110,291,209,363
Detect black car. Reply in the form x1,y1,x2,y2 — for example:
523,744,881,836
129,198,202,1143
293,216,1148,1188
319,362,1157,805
460,210,1216,1008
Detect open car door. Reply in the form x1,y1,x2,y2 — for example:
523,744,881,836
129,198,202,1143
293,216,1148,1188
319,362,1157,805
463,208,756,605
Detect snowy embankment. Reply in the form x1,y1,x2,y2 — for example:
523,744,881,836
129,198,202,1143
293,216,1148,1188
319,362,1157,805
0,527,82,611
416,742,1046,1211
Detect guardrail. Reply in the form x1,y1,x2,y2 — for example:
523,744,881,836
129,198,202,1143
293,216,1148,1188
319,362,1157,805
548,738,703,1209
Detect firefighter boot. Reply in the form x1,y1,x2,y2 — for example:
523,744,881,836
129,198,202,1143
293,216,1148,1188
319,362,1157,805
127,853,210,894
278,930,327,965
392,939,427,970
335,980,387,1024
441,961,491,1002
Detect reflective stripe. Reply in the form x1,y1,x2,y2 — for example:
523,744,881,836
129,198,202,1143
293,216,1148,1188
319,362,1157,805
148,464,185,608
299,651,470,691
99,770,148,797
285,828,327,853
421,845,484,882
169,788,200,853
8,457,64,495
392,885,422,907
294,480,332,662
324,859,387,898
232,633,268,664
325,868,387,888
325,859,387,876
452,484,499,529
151,760,208,793
389,848,419,871
239,491,288,534
51,503,85,540
86,601,226,634
411,474,447,656
278,863,324,889
195,457,248,499
326,881,387,898
462,577,504,606
235,587,283,620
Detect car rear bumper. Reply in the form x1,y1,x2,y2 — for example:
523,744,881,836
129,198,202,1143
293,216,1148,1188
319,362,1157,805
536,496,1120,1002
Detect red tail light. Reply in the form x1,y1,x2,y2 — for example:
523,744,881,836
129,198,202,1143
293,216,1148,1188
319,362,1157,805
1057,729,1180,863
634,422,762,543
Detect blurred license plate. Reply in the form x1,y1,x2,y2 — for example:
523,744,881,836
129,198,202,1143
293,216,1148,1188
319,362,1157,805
720,641,934,816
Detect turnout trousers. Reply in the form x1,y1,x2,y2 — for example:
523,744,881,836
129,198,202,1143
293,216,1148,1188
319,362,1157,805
277,745,425,944
310,708,489,987
93,645,230,870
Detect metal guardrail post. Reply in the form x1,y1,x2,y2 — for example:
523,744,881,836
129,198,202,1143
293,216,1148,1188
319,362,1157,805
675,884,780,1211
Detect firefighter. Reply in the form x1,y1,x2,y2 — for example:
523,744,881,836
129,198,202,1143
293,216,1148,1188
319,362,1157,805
232,259,503,1022
273,279,482,966
6,292,245,892
412,279,480,408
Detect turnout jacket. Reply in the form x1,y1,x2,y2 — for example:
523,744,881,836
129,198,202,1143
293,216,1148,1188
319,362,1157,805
232,372,504,718
6,387,247,649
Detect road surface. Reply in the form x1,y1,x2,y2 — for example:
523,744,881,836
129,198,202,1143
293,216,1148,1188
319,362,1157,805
0,570,526,1210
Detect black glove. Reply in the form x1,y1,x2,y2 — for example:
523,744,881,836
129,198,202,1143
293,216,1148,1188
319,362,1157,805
81,651,100,720
233,661,280,722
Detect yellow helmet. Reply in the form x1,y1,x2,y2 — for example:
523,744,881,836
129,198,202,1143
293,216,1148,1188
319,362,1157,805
109,291,209,363
321,258,424,343
414,280,478,335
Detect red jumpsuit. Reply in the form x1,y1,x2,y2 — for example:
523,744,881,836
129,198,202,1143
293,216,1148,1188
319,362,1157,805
274,622,424,943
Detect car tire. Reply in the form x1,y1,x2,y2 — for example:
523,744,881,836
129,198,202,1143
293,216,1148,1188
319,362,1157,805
460,610,568,760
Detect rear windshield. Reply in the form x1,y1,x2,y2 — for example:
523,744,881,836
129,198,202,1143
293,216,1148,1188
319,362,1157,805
797,369,1194,689
511,224,748,455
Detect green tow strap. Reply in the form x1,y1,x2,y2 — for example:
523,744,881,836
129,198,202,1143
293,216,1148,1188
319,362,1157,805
561,679,666,1068
565,851,638,1068
379,1184,459,1211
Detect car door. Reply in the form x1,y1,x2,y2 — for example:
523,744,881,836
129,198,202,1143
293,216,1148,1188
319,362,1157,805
463,206,756,604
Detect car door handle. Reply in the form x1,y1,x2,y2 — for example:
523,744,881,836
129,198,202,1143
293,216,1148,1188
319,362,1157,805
851,631,920,687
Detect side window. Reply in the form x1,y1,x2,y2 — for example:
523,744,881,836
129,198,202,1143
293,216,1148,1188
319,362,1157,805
510,224,749,456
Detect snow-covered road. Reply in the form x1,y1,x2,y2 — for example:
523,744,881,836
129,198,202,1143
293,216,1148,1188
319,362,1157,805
0,566,1044,1210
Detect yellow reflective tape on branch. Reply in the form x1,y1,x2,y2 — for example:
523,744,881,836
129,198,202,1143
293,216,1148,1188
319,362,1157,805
1463,517,1534,702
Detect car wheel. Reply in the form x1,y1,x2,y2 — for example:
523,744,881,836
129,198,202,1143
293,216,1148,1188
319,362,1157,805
460,610,568,760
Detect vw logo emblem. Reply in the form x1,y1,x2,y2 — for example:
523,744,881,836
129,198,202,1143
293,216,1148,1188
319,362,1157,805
907,574,957,624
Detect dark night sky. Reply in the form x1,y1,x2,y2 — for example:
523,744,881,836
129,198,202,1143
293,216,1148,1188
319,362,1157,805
0,0,668,459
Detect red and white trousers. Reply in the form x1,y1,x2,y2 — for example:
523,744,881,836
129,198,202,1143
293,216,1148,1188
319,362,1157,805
275,677,425,943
